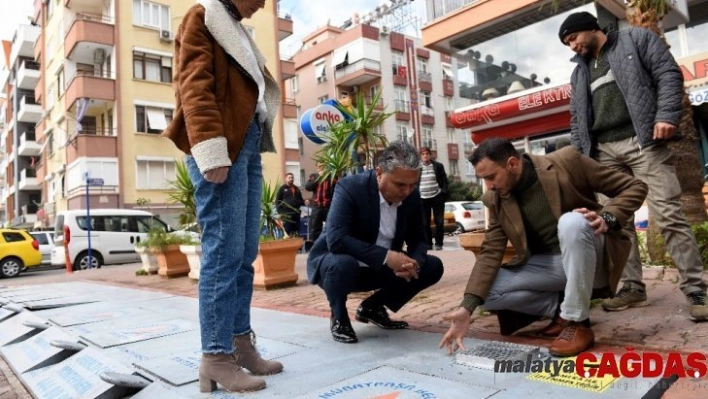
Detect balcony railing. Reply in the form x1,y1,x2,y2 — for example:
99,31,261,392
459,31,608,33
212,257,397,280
77,127,116,136
334,58,382,81
430,0,481,20
421,105,434,116
394,100,410,113
418,72,432,82
67,12,115,32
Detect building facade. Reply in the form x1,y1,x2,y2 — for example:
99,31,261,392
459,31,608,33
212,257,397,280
422,0,708,167
0,24,42,229
2,0,295,229
290,23,477,184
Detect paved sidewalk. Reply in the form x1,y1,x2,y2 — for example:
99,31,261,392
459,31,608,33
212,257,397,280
2,248,708,398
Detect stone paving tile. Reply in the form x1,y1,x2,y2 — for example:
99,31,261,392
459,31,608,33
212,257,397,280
2,249,708,398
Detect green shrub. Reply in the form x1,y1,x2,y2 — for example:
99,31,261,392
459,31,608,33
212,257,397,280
692,222,708,270
136,227,196,249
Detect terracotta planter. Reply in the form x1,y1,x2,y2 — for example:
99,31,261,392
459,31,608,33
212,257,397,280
458,232,516,263
156,244,190,278
136,246,159,274
253,237,303,290
180,244,202,280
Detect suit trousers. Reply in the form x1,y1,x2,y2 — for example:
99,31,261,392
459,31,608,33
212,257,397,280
421,193,445,247
310,205,330,243
483,212,607,322
316,253,444,320
595,137,706,295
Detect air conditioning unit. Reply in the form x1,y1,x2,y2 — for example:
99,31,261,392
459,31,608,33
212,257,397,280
381,26,390,35
93,49,106,64
159,30,174,42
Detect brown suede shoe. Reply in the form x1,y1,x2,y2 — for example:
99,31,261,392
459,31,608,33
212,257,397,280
233,331,284,376
199,353,265,393
549,321,594,357
540,315,567,337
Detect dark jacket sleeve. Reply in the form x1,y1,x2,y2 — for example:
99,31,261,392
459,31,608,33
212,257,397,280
435,161,449,197
275,185,285,204
404,190,429,266
294,188,305,208
629,28,684,126
325,179,388,269
569,67,583,151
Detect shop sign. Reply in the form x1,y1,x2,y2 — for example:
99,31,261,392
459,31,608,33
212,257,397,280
678,52,708,105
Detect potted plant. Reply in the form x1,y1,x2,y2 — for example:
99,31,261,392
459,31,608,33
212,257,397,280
253,179,304,290
167,161,202,280
139,227,195,278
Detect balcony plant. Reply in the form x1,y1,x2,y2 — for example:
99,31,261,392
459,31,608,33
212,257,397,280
253,179,303,290
167,161,202,280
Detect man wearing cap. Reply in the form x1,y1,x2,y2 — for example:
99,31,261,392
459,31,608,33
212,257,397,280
559,12,708,321
418,147,449,251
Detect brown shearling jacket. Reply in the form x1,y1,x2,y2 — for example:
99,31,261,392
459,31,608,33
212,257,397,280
465,147,648,300
163,2,281,173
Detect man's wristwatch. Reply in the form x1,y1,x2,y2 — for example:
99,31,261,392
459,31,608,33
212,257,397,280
600,211,621,231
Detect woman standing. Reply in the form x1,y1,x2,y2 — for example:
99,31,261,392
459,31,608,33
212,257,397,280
163,0,282,393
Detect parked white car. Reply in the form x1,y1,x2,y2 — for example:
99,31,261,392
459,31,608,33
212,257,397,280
445,201,486,233
29,231,54,266
51,209,172,270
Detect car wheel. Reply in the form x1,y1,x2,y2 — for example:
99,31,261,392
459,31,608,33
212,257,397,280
73,252,102,271
0,257,24,278
455,222,465,235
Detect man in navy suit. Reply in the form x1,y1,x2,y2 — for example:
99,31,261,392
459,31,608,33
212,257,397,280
307,141,445,343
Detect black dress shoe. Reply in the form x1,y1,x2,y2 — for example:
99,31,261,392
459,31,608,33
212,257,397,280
355,305,409,329
330,317,358,343
497,309,542,336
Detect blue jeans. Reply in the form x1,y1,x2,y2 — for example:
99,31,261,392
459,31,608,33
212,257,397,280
186,120,262,354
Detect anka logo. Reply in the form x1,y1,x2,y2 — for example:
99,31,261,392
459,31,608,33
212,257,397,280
495,348,708,379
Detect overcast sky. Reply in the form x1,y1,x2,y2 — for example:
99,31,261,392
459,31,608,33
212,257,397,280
0,1,33,42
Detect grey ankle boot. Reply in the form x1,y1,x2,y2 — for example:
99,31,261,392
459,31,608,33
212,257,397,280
233,331,284,376
199,353,266,393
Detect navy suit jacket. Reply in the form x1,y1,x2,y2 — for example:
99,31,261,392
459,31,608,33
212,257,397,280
306,170,428,284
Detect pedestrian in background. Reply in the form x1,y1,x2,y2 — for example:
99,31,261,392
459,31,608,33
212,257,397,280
560,11,708,321
305,162,336,243
276,172,305,236
163,0,283,393
418,147,449,250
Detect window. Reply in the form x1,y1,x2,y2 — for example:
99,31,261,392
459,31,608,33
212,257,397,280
445,96,453,112
420,91,432,109
447,127,456,143
135,106,173,134
314,61,326,83
47,131,55,156
416,57,428,73
133,52,172,83
422,125,433,148
298,137,304,155
56,68,65,98
2,232,26,243
291,75,299,94
449,160,459,177
369,85,379,98
396,123,409,142
392,51,404,67
394,87,408,112
136,215,168,233
136,159,176,189
318,95,329,104
132,0,170,30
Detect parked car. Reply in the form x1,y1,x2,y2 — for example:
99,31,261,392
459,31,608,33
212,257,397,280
0,229,42,278
445,201,486,233
432,209,458,235
51,209,172,270
30,231,55,266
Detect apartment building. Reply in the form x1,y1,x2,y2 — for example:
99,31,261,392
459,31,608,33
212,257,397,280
24,0,293,229
0,25,42,229
421,0,708,164
290,23,476,184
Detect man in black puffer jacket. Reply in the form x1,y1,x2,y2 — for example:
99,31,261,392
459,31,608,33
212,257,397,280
561,12,707,322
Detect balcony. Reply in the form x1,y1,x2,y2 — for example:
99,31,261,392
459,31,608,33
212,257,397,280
20,203,38,226
282,98,297,119
443,78,455,97
365,96,385,111
447,143,460,161
17,60,40,90
9,25,40,66
445,111,455,128
335,59,382,87
19,168,40,191
64,70,116,111
280,57,295,80
277,12,293,41
17,95,42,123
66,133,118,164
421,105,435,125
418,72,433,92
64,13,115,61
394,100,410,121
18,131,41,156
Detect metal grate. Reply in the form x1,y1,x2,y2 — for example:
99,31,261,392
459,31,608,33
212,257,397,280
455,341,543,370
